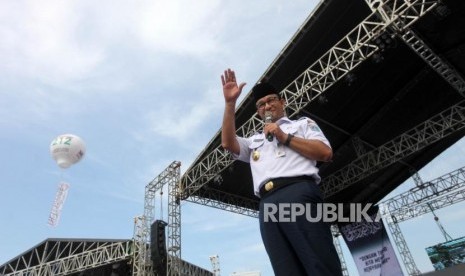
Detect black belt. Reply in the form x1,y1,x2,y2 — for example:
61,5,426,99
259,175,315,197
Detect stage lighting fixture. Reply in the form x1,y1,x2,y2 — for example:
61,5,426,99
344,73,357,86
372,52,384,63
374,32,396,52
434,3,451,19
318,95,328,104
213,175,223,185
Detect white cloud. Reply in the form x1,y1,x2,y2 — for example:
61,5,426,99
133,0,223,56
0,0,226,87
145,85,223,141
0,1,104,84
236,242,265,254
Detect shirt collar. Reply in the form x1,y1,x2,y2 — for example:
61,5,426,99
276,116,291,125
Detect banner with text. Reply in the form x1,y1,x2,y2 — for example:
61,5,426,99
338,205,403,276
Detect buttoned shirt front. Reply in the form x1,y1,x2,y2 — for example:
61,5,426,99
233,116,331,197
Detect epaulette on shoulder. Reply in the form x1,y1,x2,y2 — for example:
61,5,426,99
297,116,316,124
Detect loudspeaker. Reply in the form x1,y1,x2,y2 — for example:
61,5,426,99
150,220,168,275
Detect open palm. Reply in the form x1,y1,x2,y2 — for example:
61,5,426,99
221,68,246,103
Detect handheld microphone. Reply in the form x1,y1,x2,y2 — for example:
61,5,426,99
265,111,273,142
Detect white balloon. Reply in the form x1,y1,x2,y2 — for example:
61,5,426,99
50,134,86,169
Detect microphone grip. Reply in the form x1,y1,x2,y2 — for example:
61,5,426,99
265,111,273,141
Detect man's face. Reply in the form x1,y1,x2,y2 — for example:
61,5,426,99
256,93,286,121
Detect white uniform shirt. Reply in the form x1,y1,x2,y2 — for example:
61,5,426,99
233,116,331,197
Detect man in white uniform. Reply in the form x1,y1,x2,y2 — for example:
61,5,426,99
220,68,342,275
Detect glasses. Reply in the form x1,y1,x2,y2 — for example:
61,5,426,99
256,96,279,110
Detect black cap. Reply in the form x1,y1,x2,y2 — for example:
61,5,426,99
251,82,279,102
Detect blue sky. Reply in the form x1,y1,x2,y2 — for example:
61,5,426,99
1,1,465,275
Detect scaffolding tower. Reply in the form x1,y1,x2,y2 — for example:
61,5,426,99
380,166,465,275
209,255,220,276
133,161,182,276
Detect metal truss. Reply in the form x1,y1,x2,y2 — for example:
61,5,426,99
133,216,151,276
185,190,259,218
377,165,465,275
177,258,214,276
133,161,182,276
2,240,131,276
388,187,465,222
167,161,182,276
181,0,439,199
209,255,220,276
381,205,422,276
331,225,350,276
380,188,465,275
351,136,369,157
365,0,465,95
282,0,438,117
381,166,465,217
400,29,465,95
322,100,465,197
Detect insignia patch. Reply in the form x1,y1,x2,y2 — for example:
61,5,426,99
310,125,321,132
252,150,260,161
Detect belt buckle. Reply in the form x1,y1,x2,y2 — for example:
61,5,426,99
265,181,274,192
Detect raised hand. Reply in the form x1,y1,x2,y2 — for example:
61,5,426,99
221,68,246,103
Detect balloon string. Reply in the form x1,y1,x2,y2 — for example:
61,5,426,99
60,168,64,183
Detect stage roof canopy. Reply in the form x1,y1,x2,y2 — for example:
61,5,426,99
181,0,465,212
0,238,133,275
0,238,213,275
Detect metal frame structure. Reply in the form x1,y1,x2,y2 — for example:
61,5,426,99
0,239,132,276
381,208,422,275
364,0,465,95
209,255,220,276
322,99,465,196
5,1,465,275
8,163,465,275
383,167,465,224
331,225,350,276
176,258,214,276
181,0,440,200
133,215,151,275
184,97,465,211
132,161,182,276
399,28,465,95
176,1,465,274
379,166,465,275
185,191,259,218
167,162,182,276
